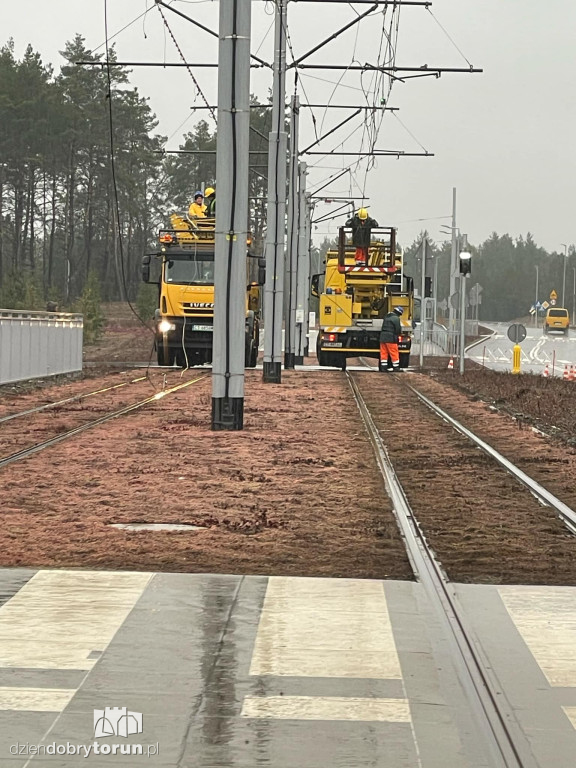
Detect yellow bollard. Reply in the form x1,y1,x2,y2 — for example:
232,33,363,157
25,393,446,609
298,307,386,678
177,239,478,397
511,343,521,374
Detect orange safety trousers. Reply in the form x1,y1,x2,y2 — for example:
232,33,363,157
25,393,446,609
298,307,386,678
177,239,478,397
380,342,399,368
355,246,368,264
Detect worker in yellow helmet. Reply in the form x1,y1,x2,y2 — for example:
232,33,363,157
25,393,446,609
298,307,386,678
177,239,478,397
204,187,216,217
188,191,206,219
345,207,379,265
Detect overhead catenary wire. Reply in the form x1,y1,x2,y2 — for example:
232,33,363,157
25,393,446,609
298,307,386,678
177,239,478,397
155,3,217,123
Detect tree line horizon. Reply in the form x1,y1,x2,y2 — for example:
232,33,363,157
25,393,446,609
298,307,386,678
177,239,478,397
1,36,573,324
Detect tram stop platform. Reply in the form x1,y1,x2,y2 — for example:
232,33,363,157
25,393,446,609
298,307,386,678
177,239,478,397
0,569,575,767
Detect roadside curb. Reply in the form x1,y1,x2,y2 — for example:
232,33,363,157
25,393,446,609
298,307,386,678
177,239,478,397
465,328,496,353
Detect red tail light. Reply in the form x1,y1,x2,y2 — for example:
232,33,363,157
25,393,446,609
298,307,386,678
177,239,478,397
325,333,337,342
159,234,173,244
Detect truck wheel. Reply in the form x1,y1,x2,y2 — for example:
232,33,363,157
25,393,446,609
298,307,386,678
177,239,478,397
157,338,175,366
250,340,258,367
399,354,409,369
316,337,329,366
245,336,256,367
340,357,347,371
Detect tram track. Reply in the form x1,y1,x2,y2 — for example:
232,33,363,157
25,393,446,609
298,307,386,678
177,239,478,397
348,373,535,768
0,374,208,471
0,375,149,426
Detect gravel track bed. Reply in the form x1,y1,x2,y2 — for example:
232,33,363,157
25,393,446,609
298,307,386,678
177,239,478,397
0,369,192,460
0,370,412,579
353,371,576,585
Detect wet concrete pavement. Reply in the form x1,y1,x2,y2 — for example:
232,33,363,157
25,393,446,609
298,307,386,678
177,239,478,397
0,570,575,767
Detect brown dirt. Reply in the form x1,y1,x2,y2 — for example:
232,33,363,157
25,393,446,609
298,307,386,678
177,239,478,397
0,370,412,580
353,371,576,585
429,366,576,444
83,303,155,363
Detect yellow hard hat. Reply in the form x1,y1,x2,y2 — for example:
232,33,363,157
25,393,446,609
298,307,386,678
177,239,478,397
204,187,215,197
358,208,368,220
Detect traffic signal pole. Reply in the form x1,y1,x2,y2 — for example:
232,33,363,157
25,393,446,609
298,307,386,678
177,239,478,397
419,237,427,369
211,0,251,429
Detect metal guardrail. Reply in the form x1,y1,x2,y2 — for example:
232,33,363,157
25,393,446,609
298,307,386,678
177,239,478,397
0,309,84,385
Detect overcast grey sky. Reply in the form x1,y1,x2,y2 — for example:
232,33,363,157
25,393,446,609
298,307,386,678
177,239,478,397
3,0,575,252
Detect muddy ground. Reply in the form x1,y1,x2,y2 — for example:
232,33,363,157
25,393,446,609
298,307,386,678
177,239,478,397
2,307,576,583
0,371,412,580
354,372,576,585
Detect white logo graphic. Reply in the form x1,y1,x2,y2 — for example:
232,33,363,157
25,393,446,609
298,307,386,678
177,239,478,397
94,707,143,738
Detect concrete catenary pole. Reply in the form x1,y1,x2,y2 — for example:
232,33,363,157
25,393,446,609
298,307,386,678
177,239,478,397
419,236,427,368
262,0,287,383
304,191,313,356
284,94,300,369
211,0,251,430
295,161,309,364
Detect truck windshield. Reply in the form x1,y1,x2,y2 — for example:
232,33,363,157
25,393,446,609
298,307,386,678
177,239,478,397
549,309,568,317
165,259,214,285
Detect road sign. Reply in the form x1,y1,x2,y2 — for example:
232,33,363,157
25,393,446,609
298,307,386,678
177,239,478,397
507,323,527,344
535,301,541,308
541,300,550,310
529,307,536,315
550,290,557,300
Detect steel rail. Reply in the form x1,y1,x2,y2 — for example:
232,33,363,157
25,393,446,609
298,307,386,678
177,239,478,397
347,373,532,768
410,386,576,535
0,375,208,471
0,376,148,426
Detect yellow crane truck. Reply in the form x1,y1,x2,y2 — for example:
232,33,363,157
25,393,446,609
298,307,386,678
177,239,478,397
141,214,264,367
313,225,414,370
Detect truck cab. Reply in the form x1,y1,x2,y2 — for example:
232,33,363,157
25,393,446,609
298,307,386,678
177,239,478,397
142,213,262,367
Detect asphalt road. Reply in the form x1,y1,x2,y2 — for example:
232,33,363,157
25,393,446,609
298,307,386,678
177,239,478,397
468,322,576,376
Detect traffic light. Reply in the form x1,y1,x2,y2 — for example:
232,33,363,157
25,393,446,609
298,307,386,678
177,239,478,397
459,250,472,276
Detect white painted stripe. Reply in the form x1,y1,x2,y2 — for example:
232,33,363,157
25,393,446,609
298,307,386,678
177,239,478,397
0,687,76,712
241,695,410,722
250,577,402,678
563,706,576,730
499,587,576,686
0,571,151,670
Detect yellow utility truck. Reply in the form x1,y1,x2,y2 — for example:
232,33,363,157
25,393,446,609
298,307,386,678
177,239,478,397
142,214,264,367
313,225,414,370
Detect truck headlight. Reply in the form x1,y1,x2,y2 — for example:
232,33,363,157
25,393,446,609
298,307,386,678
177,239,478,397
158,320,175,333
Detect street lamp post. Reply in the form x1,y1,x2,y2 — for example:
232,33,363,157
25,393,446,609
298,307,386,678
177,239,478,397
534,265,539,328
561,243,568,307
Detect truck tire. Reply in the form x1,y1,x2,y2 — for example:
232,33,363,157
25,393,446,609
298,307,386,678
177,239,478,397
250,340,258,367
157,338,172,366
316,337,329,366
340,357,347,371
245,336,257,368
399,354,409,369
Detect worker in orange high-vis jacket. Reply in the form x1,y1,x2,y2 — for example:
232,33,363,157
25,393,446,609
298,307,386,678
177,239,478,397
379,306,403,372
